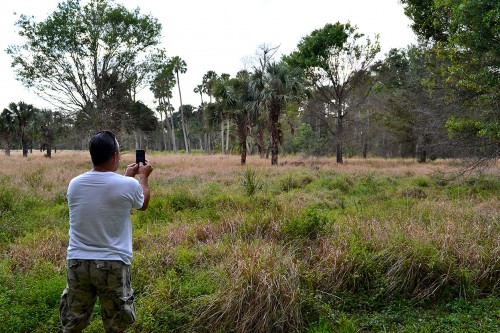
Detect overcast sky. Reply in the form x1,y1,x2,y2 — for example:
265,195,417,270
0,0,416,113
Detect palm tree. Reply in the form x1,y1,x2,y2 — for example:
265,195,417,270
226,70,255,164
36,109,66,158
8,102,37,157
202,70,218,103
252,62,305,165
169,56,189,153
151,64,177,152
0,109,16,156
212,74,233,155
194,84,204,105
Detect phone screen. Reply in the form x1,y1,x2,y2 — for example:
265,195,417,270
136,149,146,165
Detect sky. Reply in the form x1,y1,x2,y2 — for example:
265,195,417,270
0,0,417,113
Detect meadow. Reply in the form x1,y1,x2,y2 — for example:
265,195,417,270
0,151,498,332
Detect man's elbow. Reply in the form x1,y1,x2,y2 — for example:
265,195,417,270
138,202,149,211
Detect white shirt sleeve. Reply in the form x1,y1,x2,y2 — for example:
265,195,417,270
131,180,145,209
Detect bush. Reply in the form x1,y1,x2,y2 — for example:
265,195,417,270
283,203,331,239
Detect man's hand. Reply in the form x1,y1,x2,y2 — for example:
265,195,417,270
138,160,153,179
124,163,139,177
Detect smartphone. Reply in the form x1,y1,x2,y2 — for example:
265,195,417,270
136,149,146,165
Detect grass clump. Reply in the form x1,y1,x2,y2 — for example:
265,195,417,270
194,241,303,332
283,202,331,239
241,167,264,196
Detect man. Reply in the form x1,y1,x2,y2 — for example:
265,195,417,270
60,131,153,333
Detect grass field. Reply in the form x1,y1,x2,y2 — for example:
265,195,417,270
0,151,499,332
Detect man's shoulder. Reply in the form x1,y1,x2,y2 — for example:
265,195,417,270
109,173,141,187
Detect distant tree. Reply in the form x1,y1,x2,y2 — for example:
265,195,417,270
151,60,177,152
7,0,162,128
194,85,204,106
401,0,499,160
210,73,233,155
370,47,453,161
127,101,157,149
169,56,190,153
6,102,37,157
0,109,16,156
202,71,219,103
224,70,255,164
36,109,67,158
252,62,305,165
285,22,380,163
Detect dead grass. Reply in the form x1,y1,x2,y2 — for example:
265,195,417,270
3,150,498,188
6,228,68,273
194,241,302,333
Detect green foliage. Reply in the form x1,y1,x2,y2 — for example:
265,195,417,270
401,0,499,147
283,203,331,239
306,175,354,193
446,116,500,142
8,0,162,127
241,167,263,196
0,264,65,333
278,172,315,193
292,123,314,152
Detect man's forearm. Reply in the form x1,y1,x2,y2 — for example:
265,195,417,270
139,177,150,210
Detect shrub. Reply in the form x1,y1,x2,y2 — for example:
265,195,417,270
283,203,331,239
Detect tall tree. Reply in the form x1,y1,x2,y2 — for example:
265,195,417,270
6,102,37,157
151,61,177,152
210,73,232,155
36,109,67,158
169,56,190,153
7,0,162,129
285,22,380,163
224,70,255,164
0,109,16,156
252,62,305,165
194,85,204,106
202,71,218,103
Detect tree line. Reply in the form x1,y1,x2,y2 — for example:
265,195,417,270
3,0,498,165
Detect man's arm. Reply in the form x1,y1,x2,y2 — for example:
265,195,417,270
138,175,150,211
137,161,153,211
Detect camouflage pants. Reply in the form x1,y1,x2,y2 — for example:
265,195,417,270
59,259,136,333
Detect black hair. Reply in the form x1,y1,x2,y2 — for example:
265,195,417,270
89,130,118,166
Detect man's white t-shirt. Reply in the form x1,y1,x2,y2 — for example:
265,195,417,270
67,170,144,265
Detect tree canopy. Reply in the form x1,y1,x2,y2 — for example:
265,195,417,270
7,0,162,129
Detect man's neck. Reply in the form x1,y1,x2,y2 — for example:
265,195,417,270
93,164,115,172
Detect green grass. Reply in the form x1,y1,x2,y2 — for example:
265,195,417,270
1,156,499,332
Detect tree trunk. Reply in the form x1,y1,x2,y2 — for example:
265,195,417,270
22,138,28,157
226,120,230,153
176,72,190,154
160,110,168,151
363,142,368,159
238,124,247,165
270,106,280,165
220,120,225,155
255,127,265,158
335,116,344,164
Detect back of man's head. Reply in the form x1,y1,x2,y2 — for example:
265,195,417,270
89,131,117,166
